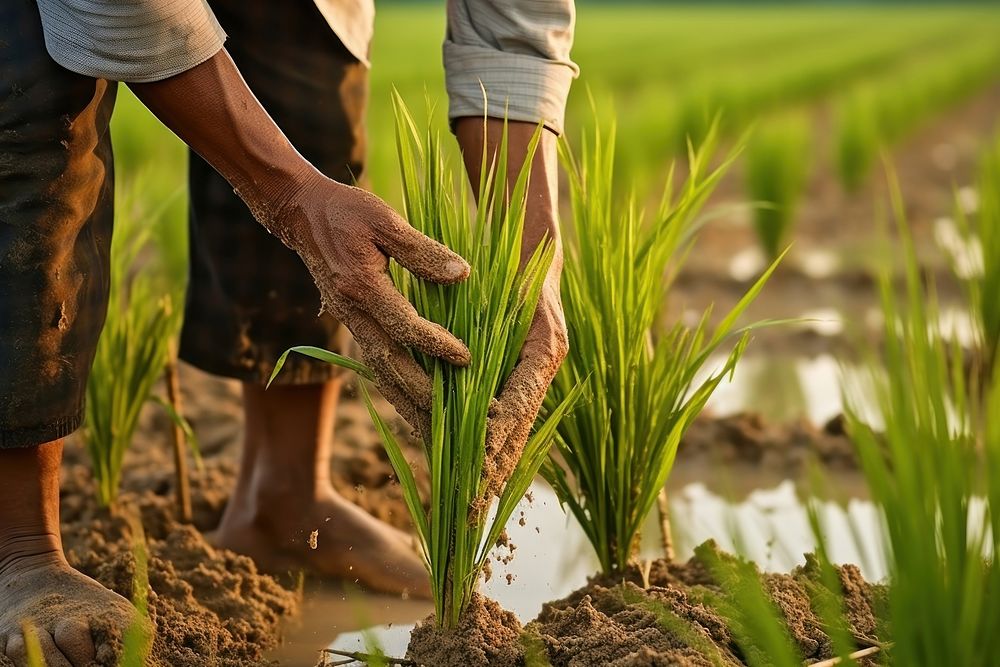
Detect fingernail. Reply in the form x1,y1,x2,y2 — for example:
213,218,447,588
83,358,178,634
446,259,469,279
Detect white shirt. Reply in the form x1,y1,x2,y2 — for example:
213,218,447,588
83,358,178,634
35,0,578,134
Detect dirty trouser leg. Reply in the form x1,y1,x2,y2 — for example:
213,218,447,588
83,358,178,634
0,0,117,448
180,0,369,384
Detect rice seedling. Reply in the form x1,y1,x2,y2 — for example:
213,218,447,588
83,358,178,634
271,94,580,629
835,91,880,192
834,178,1000,666
541,121,782,575
83,185,183,508
745,113,812,259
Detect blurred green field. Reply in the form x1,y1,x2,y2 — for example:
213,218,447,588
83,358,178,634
110,2,1000,286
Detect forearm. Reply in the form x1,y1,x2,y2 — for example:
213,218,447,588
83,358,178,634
130,50,322,240
454,118,562,271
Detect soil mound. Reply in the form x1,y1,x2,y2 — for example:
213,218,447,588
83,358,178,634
406,593,523,667
58,464,298,667
528,541,886,667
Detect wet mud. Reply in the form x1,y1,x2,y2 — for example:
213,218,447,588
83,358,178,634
527,541,886,667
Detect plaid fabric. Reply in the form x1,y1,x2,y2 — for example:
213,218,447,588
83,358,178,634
0,0,117,448
180,0,368,385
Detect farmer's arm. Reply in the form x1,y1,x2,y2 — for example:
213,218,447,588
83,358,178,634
35,0,470,428
445,0,578,454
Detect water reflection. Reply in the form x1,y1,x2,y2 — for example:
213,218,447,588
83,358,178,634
704,353,844,426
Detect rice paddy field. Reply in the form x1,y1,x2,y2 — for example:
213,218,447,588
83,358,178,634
61,2,1000,666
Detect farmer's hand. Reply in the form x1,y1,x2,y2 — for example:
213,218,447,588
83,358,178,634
130,51,469,435
455,117,569,488
485,248,568,479
277,176,472,436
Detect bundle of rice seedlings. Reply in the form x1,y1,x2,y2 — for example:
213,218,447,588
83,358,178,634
542,122,781,575
272,94,579,631
745,113,812,260
84,185,182,508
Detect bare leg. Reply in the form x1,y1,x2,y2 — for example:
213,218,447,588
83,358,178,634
0,441,136,666
215,380,430,598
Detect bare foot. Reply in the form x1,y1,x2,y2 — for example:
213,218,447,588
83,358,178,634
215,487,431,599
0,548,139,666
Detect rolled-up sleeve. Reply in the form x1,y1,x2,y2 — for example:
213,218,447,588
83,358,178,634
444,0,578,135
36,0,226,83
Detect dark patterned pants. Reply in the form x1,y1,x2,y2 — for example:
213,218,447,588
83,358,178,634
0,0,367,448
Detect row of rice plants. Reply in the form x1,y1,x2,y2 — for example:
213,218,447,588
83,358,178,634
836,39,1000,191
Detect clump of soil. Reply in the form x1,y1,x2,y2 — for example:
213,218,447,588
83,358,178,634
528,541,886,667
58,463,298,667
406,593,524,667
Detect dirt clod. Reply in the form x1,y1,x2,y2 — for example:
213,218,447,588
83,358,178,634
406,593,523,667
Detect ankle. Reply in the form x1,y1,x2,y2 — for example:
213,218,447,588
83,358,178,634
0,530,64,579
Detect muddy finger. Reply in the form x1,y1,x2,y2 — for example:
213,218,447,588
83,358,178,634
365,275,470,366
343,308,434,409
377,218,470,285
376,377,432,442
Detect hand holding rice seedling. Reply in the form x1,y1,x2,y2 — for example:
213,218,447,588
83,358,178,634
272,95,580,634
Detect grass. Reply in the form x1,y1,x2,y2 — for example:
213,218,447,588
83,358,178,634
541,121,781,574
83,183,183,508
745,113,812,259
271,95,579,629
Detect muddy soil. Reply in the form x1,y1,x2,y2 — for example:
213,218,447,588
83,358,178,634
54,464,298,667
406,594,524,667
527,541,886,667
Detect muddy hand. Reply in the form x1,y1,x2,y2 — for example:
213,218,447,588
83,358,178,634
483,276,568,498
275,176,470,437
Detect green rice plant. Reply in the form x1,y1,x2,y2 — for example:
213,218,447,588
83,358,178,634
83,185,182,508
745,113,812,259
271,95,579,629
835,91,881,192
541,122,781,575
835,176,1000,665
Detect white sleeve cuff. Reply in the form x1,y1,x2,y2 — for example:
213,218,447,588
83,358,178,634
444,41,576,135
37,0,227,83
